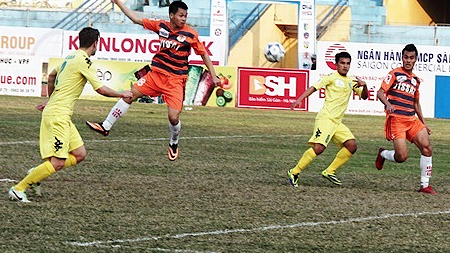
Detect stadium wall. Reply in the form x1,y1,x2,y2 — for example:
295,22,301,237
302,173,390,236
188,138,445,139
227,4,297,69
227,4,352,68
316,4,351,42
384,0,432,25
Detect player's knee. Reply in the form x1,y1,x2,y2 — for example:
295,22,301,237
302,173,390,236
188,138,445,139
421,145,432,156
313,145,325,155
394,153,408,163
168,115,180,126
344,140,357,154
51,161,65,171
73,149,87,163
76,153,87,163
123,96,134,104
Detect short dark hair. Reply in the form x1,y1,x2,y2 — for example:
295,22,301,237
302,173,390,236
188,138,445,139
79,27,100,48
169,1,188,15
335,51,351,63
402,43,418,56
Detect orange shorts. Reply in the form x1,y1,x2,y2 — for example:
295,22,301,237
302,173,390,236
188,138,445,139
385,116,425,142
134,70,186,111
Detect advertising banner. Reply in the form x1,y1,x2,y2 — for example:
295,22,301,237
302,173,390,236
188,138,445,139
62,31,224,65
0,26,63,60
313,41,450,118
184,66,237,107
237,67,309,110
210,0,228,65
0,55,42,96
48,58,148,100
48,58,237,106
298,0,316,70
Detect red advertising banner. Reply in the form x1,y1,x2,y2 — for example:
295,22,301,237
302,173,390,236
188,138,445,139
237,67,309,110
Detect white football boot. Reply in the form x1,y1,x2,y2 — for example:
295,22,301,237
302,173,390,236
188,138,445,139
8,187,30,202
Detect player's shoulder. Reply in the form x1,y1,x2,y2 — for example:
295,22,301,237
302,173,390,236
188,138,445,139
323,72,337,78
72,50,93,68
180,25,199,37
143,18,164,24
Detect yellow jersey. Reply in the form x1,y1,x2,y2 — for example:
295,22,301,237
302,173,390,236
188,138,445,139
313,72,363,123
43,50,103,116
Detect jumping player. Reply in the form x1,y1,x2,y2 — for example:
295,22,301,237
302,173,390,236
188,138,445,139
86,0,221,161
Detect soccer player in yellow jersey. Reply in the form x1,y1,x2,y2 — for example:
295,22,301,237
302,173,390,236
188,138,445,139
8,27,132,202
288,52,368,187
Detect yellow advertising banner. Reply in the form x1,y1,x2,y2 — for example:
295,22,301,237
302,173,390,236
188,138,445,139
48,58,237,107
48,58,149,100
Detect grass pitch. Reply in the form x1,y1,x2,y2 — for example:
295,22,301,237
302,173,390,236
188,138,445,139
1,95,450,252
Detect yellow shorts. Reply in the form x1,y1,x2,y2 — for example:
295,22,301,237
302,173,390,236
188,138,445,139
40,115,83,159
308,118,355,147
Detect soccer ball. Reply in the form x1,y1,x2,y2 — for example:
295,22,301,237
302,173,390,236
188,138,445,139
264,42,285,62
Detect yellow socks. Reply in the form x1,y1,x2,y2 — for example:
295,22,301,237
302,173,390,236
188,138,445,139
325,147,353,175
14,161,56,192
291,148,317,175
63,154,77,169
14,154,77,192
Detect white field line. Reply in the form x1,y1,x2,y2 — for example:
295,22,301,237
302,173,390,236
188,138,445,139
0,134,305,146
0,178,18,183
97,245,219,253
68,210,450,247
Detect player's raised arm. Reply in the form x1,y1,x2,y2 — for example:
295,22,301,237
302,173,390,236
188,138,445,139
112,0,143,25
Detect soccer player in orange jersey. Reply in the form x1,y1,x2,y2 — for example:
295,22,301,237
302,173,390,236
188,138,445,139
375,44,436,194
86,0,220,161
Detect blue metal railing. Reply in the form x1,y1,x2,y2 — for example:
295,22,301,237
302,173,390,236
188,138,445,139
52,0,113,30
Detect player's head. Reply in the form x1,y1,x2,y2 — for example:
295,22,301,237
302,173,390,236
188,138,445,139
402,44,417,72
79,27,100,55
169,1,188,29
335,52,351,76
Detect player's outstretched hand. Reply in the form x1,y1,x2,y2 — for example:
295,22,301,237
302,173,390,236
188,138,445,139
212,75,221,87
36,100,48,111
353,76,367,88
120,90,133,99
425,124,431,135
290,98,302,110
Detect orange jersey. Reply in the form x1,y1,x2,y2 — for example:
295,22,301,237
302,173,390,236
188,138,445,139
380,67,420,117
142,18,206,78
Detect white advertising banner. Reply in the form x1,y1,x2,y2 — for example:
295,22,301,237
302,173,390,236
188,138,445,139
0,26,63,60
311,41,450,118
62,30,224,65
0,55,42,96
210,0,228,65
298,0,316,69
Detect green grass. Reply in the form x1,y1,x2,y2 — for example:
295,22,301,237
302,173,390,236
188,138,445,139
1,95,450,252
